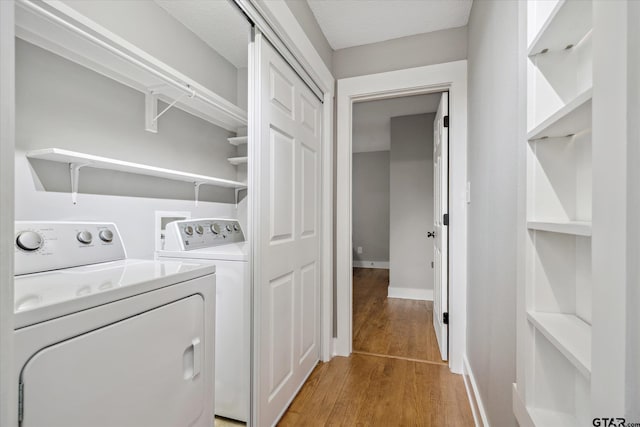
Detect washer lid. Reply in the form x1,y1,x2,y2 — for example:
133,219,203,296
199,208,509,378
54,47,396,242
14,259,215,329
157,242,249,262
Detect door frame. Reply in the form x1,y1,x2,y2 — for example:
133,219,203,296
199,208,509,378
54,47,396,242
336,60,468,373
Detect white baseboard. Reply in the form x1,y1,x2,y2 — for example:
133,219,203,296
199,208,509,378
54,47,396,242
463,355,490,427
387,287,433,301
353,260,389,269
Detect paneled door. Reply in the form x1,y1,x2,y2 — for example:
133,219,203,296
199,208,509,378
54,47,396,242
251,32,322,427
433,92,449,361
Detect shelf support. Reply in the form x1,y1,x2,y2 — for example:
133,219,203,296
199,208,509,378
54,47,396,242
69,162,90,205
145,86,196,133
194,181,205,207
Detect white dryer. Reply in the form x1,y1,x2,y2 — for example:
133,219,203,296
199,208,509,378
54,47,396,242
13,221,216,427
157,218,249,422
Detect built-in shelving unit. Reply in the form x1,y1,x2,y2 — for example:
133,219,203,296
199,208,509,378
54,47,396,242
15,0,248,133
517,1,595,426
27,148,246,204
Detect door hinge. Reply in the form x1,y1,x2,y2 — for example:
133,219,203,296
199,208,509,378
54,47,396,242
443,115,449,128
443,312,449,325
443,213,449,226
18,382,24,422
431,261,434,268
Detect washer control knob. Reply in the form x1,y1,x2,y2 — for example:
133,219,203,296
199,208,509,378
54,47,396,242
184,226,194,236
16,231,43,251
226,225,232,232
233,224,239,232
210,224,220,235
195,225,204,235
77,231,93,244
99,230,114,243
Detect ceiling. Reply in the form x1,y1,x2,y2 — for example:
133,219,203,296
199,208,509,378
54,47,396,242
307,0,472,50
154,0,250,68
352,93,442,153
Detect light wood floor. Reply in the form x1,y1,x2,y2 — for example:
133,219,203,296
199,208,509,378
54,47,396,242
278,268,473,426
352,268,444,363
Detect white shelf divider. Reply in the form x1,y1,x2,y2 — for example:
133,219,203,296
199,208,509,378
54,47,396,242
527,311,591,379
227,136,248,146
27,148,246,204
526,220,592,237
227,156,248,166
528,0,593,56
528,408,577,427
528,88,592,141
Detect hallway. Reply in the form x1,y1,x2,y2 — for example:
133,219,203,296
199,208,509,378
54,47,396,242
278,269,473,426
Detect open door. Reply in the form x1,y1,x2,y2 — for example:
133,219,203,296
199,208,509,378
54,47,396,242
251,32,322,427
433,92,449,361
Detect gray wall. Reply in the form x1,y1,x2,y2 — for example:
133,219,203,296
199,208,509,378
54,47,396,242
15,39,239,258
284,0,333,71
466,1,520,426
333,26,467,79
62,0,241,106
389,113,434,293
352,151,390,263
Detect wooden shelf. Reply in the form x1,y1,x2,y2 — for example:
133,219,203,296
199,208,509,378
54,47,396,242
228,136,248,146
528,89,592,141
528,0,593,56
527,311,591,378
227,156,248,166
15,0,247,132
527,221,592,237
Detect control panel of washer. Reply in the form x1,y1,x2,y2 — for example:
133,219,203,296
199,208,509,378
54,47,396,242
14,222,126,275
164,218,245,251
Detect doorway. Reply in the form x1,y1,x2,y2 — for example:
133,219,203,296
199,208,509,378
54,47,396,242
335,61,468,373
350,93,447,364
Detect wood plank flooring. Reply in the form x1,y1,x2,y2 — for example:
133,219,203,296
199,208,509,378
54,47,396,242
278,268,473,426
353,268,443,363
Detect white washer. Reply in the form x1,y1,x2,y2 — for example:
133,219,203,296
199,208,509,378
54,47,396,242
13,221,216,427
157,218,249,422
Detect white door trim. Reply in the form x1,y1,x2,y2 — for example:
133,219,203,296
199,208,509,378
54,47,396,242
0,2,16,426
336,60,468,373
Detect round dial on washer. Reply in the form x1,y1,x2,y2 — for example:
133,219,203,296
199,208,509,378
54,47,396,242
77,231,93,244
99,229,114,243
184,226,194,236
16,231,43,251
195,225,204,235
210,224,220,234
225,225,232,232
233,224,239,232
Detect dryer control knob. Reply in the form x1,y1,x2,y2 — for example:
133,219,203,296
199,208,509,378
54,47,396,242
233,224,239,232
226,225,232,232
184,226,194,236
99,230,114,243
16,231,43,251
195,225,204,235
210,224,220,234
77,231,93,244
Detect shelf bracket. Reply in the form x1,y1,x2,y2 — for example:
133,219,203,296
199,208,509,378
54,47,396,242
145,86,196,133
194,181,205,207
69,162,90,205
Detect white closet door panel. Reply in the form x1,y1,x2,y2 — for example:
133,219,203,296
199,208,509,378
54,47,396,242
254,33,322,427
21,295,206,427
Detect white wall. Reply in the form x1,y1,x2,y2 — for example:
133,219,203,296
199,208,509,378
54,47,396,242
466,1,520,426
389,113,434,297
15,39,240,258
333,26,467,79
352,151,390,264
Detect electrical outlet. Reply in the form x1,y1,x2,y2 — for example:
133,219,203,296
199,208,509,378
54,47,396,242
357,246,363,254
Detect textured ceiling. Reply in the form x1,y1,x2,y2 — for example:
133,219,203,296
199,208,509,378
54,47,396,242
352,93,442,153
307,0,472,50
154,0,250,68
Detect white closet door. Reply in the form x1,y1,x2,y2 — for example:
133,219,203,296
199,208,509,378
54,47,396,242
433,92,449,361
252,33,322,427
20,295,206,427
